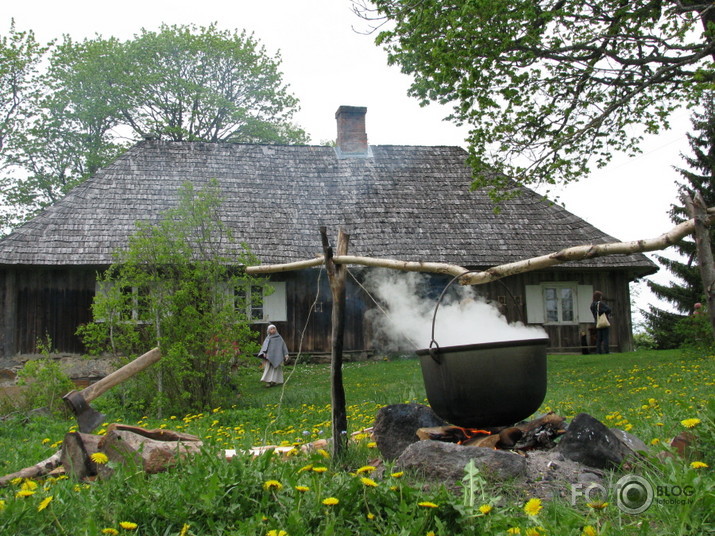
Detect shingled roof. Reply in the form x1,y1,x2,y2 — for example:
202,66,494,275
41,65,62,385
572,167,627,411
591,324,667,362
0,138,656,275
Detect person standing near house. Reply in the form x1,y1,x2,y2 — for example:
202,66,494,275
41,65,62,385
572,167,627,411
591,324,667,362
258,324,289,387
590,291,612,354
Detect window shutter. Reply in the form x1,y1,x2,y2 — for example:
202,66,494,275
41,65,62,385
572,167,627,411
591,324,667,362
525,285,545,324
263,282,287,322
577,285,594,323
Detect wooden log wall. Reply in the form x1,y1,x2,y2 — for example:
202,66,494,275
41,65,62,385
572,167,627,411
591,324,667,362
1,265,636,359
2,268,97,356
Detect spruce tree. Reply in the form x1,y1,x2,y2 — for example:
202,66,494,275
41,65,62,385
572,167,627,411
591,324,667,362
644,94,715,348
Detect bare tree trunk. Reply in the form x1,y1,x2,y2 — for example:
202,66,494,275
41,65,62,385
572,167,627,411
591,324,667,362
320,227,350,457
684,192,715,337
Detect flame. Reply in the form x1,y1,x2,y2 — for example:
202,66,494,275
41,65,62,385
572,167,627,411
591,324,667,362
455,427,491,445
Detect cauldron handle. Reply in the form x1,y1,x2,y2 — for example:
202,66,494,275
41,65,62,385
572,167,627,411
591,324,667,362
427,339,442,364
429,270,475,363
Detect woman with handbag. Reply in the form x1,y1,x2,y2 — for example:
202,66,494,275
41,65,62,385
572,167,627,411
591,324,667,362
590,290,612,354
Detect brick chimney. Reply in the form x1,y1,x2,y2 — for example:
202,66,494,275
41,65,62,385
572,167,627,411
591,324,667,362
335,105,371,158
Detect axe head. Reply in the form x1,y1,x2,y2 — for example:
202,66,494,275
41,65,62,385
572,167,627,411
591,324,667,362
62,390,106,433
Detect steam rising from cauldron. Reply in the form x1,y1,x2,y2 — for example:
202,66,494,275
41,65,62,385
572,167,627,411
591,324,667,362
364,270,546,351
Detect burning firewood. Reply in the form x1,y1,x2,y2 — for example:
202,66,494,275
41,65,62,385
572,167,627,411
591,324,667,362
416,412,566,451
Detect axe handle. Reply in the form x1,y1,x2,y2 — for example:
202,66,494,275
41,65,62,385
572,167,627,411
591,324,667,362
81,347,161,404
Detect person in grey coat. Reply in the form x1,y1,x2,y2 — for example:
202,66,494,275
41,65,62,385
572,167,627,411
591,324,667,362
258,324,289,387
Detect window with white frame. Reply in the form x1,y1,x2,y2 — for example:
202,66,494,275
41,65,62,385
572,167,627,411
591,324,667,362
525,283,593,325
94,281,152,323
234,281,287,323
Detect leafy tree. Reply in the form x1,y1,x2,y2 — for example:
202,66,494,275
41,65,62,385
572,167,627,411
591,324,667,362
0,23,307,231
355,0,715,199
643,92,715,348
118,24,308,143
0,20,46,155
78,179,264,414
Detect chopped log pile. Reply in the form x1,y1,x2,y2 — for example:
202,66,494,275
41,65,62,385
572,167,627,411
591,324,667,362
0,424,203,486
61,424,203,480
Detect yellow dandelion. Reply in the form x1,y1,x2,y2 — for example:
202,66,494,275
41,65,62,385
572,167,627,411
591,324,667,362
91,452,110,464
298,464,313,473
312,466,328,473
418,501,439,508
356,465,376,474
427,532,436,536
41,438,50,445
15,489,35,498
650,438,661,445
21,480,38,491
37,495,53,512
690,461,708,469
266,530,288,536
360,477,378,487
263,480,283,491
525,529,544,536
322,497,339,506
0,499,5,511
389,485,399,491
681,418,701,428
367,512,375,520
479,504,493,514
317,449,330,458
367,442,377,448
587,500,608,510
390,471,404,478
524,498,543,516
582,526,598,536
102,529,119,536
295,485,310,492
507,529,521,535
179,524,190,536
10,477,22,486
119,521,138,530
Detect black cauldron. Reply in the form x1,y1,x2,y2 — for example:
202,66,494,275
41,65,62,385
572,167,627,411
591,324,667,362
416,338,548,428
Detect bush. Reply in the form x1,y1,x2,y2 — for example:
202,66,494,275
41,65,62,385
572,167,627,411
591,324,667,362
16,358,75,415
674,305,715,353
632,331,657,351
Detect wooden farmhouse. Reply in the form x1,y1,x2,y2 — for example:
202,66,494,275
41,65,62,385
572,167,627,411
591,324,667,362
0,106,656,361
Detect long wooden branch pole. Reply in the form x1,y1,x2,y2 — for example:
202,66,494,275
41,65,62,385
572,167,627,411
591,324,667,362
320,226,350,458
684,193,715,334
246,209,715,284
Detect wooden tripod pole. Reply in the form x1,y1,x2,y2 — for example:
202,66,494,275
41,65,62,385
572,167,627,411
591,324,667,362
320,227,350,457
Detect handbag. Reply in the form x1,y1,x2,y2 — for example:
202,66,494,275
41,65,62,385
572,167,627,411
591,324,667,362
596,302,610,328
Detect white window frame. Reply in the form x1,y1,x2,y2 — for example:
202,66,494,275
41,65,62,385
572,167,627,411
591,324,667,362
525,283,592,325
94,281,153,324
234,281,287,323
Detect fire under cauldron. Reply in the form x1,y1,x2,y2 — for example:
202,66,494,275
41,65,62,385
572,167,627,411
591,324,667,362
416,338,549,429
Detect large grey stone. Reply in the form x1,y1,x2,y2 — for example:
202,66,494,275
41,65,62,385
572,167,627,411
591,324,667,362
373,403,447,461
557,413,632,469
396,440,527,483
611,428,648,455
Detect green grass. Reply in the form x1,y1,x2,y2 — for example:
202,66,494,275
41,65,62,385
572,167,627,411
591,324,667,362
0,349,713,535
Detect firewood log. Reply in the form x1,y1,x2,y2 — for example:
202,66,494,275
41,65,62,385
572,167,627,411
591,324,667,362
0,451,62,487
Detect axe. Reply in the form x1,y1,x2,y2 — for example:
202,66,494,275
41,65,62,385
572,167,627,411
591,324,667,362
62,347,161,433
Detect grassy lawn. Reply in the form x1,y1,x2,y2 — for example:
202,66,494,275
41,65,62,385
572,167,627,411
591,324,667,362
0,349,713,535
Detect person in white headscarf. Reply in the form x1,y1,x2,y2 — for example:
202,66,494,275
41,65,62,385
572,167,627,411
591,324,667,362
257,324,289,387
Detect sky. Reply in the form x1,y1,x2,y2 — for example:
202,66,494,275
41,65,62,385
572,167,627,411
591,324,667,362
5,0,696,322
